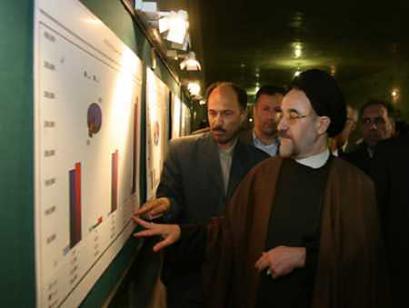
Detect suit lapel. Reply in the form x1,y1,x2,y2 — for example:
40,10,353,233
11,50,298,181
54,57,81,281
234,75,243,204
202,133,225,199
227,141,246,199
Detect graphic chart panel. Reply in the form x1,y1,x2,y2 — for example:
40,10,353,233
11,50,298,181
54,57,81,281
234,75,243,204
181,102,192,136
34,1,142,307
146,68,170,200
171,93,182,139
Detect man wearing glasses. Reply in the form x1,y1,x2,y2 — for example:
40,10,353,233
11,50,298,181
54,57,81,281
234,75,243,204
134,70,389,308
342,99,394,174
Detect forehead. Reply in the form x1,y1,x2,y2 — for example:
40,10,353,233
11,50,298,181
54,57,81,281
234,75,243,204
362,104,388,117
256,93,283,107
281,89,312,111
208,86,240,110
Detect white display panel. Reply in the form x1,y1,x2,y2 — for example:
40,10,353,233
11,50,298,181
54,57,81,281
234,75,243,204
146,68,170,200
34,1,142,307
171,93,182,139
181,102,192,136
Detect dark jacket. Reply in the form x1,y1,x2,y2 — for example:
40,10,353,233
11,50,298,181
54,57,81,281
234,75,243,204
370,135,409,308
341,142,372,174
156,132,268,224
156,132,268,307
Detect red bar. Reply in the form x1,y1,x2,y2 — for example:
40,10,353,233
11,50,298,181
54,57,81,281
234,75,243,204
74,162,82,244
111,151,118,213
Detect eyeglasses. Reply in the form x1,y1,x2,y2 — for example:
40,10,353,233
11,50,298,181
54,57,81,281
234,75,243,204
275,110,310,124
361,117,386,127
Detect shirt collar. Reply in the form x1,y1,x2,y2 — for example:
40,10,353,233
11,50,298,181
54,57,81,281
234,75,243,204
252,131,278,147
218,138,237,156
295,148,330,169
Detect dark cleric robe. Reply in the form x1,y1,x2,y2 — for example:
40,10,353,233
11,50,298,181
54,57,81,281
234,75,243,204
203,156,390,308
256,158,330,307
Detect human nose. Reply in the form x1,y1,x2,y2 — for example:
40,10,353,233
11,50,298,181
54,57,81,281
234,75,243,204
368,121,378,130
213,112,223,125
277,115,288,131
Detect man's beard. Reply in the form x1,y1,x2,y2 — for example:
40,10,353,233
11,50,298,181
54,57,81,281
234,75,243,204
278,138,294,157
259,120,276,135
278,131,298,158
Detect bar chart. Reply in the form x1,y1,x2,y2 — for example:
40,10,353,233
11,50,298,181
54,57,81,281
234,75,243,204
34,1,142,307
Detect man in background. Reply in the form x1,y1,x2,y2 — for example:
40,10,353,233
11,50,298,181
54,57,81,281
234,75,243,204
240,85,285,156
342,99,394,173
371,134,409,308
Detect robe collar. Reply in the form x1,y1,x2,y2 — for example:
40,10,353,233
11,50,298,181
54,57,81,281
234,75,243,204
295,148,330,169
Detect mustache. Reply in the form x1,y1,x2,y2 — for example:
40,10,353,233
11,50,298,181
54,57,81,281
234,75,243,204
278,130,291,139
211,127,226,133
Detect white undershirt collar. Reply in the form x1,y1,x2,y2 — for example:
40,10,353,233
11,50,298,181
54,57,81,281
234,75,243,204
295,148,330,169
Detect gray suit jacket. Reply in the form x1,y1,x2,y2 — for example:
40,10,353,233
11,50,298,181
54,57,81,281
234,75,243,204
156,132,269,224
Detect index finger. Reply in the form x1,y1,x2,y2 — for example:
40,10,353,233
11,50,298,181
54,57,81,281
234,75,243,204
255,252,269,272
134,202,156,217
133,216,155,229
153,237,174,252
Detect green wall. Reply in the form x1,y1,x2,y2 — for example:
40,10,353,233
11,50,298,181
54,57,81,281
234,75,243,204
0,0,186,306
0,0,35,306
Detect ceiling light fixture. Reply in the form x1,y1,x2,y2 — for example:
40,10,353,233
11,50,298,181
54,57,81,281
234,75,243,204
187,81,201,96
292,42,303,59
158,10,189,44
255,81,260,93
134,0,157,12
391,88,400,103
179,51,201,71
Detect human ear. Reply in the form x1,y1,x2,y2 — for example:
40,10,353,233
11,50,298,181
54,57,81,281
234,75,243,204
240,109,248,124
317,116,331,135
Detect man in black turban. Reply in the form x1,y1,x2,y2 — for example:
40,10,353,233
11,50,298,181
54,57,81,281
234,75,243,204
134,69,390,308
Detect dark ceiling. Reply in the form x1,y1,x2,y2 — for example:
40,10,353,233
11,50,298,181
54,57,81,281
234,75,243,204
159,0,409,98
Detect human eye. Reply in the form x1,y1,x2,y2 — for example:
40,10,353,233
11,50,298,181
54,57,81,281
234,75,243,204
223,110,234,117
375,117,386,125
288,110,300,120
274,106,282,113
208,110,217,117
362,118,371,126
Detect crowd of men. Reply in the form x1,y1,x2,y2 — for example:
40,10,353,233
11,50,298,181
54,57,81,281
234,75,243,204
132,69,407,308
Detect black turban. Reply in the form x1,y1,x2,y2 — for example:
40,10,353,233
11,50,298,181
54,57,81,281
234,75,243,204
291,69,346,137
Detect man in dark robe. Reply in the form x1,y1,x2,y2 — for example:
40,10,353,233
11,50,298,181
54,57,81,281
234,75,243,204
134,69,390,308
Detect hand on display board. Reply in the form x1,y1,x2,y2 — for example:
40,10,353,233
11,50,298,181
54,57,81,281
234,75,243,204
133,217,181,252
133,197,171,220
